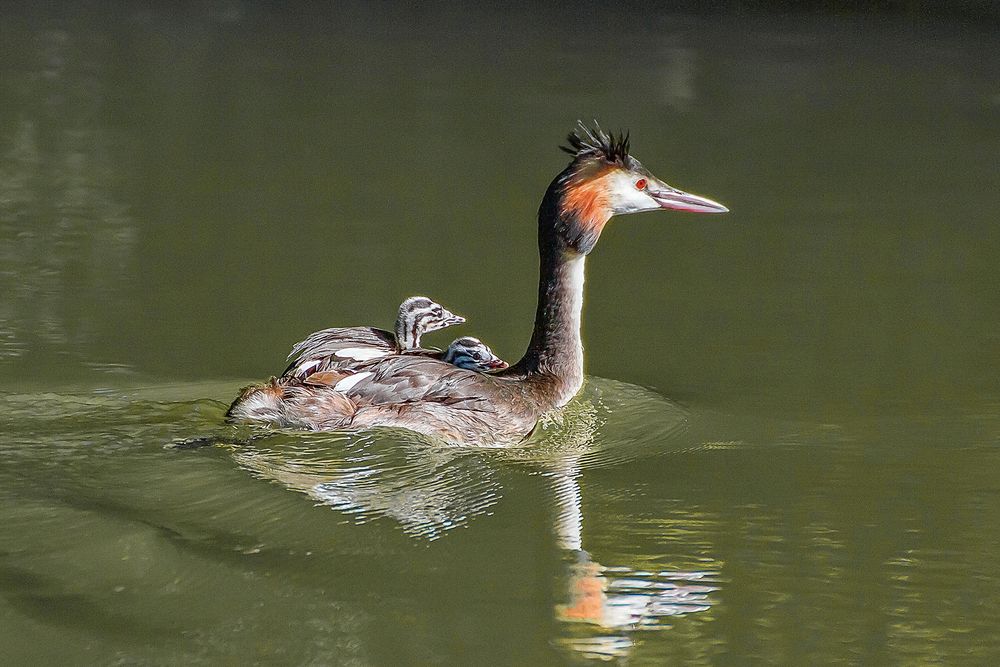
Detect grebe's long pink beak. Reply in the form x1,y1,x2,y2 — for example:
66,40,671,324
649,182,729,214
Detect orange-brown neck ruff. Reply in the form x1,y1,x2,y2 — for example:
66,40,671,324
558,164,615,255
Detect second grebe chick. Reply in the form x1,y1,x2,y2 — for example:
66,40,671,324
443,337,509,371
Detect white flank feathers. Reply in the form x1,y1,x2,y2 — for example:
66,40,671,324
334,347,389,361
333,371,373,393
293,359,321,376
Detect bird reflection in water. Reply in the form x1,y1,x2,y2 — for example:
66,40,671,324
225,378,718,659
227,429,502,540
548,466,718,660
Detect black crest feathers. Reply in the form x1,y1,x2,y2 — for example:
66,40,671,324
560,120,631,165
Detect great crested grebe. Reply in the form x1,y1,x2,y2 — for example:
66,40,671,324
284,296,464,379
227,123,727,445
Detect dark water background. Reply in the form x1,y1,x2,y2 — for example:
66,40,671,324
2,2,999,664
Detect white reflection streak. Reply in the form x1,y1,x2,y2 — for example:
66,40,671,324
548,455,718,663
549,460,584,551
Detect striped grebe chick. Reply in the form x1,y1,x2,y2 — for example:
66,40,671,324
443,336,508,372
393,296,465,351
285,296,463,378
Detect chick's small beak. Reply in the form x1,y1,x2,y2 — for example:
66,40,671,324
488,359,509,370
441,312,465,327
649,180,729,214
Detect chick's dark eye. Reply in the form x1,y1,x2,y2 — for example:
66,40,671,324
635,178,647,190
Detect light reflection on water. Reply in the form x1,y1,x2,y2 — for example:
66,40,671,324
229,432,504,540
556,562,718,660
0,377,721,662
0,28,137,374
2,381,1000,663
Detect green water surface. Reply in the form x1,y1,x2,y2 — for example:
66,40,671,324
1,3,999,664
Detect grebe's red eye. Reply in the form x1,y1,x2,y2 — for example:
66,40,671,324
635,178,647,190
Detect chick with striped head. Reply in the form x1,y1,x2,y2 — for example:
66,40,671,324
442,336,508,372
395,296,465,351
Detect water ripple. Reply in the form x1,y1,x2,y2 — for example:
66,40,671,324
215,376,695,540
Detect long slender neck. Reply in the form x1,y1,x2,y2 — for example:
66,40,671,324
522,248,586,379
510,183,588,406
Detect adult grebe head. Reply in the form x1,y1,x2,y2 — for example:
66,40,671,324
548,122,728,255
